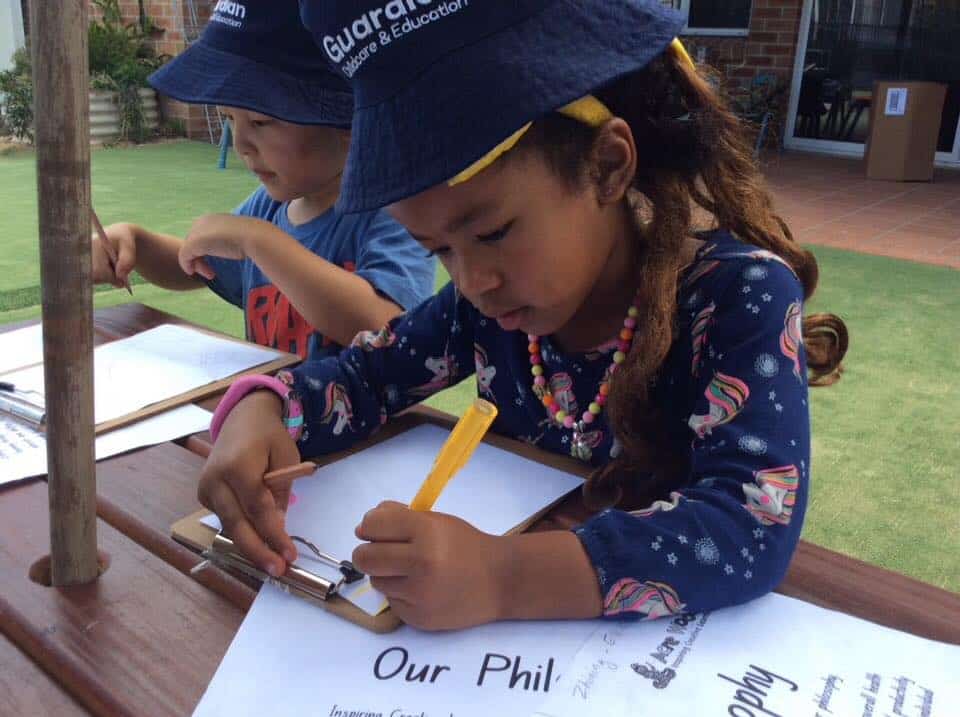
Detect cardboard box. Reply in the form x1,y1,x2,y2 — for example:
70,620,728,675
864,81,947,181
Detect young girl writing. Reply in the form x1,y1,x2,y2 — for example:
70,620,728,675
91,0,434,360
199,0,847,630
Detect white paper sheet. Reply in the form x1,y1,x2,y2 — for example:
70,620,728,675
193,584,598,717
0,323,44,375
202,423,584,615
194,586,960,717
0,324,285,425
533,592,960,717
0,404,212,487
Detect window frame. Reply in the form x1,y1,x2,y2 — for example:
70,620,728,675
671,0,753,37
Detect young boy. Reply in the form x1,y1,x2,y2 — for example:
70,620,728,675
91,0,434,359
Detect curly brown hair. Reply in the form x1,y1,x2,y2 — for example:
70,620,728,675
520,50,848,510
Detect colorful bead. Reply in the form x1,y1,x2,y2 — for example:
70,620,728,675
526,290,640,461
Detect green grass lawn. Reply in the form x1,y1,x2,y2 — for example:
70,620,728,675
1,141,957,592
0,141,260,302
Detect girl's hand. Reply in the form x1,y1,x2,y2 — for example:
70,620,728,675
91,222,138,287
179,214,275,280
197,390,301,577
352,501,507,630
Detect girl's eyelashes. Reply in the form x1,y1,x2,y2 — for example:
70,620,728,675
416,221,512,256
477,221,513,243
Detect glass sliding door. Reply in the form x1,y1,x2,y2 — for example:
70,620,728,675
786,0,960,163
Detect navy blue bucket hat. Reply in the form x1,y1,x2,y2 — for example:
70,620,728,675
299,0,684,212
149,0,352,126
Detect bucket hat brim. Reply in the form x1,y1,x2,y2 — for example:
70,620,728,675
149,42,354,127
335,0,683,212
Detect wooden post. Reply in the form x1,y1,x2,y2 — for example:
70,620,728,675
30,0,99,585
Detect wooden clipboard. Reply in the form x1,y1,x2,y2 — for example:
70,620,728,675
0,324,300,436
171,411,592,634
93,325,301,435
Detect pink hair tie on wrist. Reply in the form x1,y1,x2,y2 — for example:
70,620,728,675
209,374,304,443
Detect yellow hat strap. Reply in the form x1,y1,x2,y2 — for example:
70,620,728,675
448,96,613,186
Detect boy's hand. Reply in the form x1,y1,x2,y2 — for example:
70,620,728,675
352,502,507,630
180,214,276,280
197,390,301,578
91,222,138,287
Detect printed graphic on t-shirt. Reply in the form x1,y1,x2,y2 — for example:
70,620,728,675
247,285,314,358
244,262,357,357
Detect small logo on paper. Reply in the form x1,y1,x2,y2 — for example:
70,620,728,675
631,663,677,690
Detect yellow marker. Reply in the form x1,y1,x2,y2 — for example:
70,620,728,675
409,398,498,511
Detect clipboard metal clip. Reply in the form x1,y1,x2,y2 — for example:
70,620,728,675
291,535,364,583
0,390,46,430
196,533,363,603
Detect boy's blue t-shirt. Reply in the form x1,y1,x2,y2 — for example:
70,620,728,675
204,186,435,360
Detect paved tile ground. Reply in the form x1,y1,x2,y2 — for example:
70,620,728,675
761,151,960,269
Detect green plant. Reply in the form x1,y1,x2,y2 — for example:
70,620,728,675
88,0,166,143
0,48,33,142
118,84,148,143
157,117,187,138
732,74,788,123
729,74,789,154
89,0,143,78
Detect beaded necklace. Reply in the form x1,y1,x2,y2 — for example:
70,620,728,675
528,295,639,461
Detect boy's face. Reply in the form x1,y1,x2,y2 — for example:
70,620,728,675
219,107,349,202
389,148,626,342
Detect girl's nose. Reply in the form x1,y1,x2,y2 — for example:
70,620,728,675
456,255,502,298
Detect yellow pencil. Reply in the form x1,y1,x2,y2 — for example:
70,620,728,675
409,398,498,511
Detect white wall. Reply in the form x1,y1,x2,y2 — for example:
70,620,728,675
0,0,25,71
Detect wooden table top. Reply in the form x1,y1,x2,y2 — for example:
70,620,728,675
2,303,958,717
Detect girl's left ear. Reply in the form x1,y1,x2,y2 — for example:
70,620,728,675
591,118,637,206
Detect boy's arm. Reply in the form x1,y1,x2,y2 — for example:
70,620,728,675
180,214,404,345
245,225,404,345
94,222,204,291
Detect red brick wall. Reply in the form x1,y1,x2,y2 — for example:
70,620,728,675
679,0,803,140
680,2,800,93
